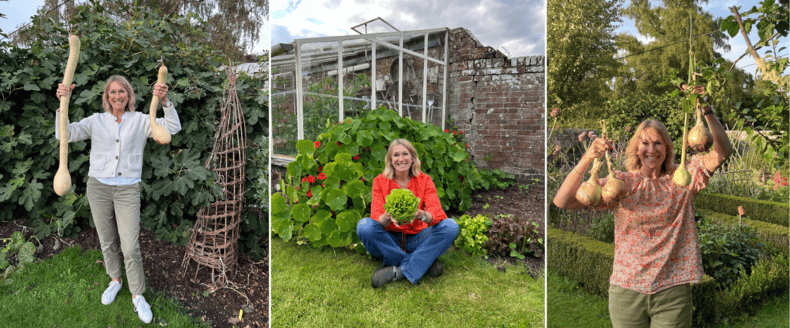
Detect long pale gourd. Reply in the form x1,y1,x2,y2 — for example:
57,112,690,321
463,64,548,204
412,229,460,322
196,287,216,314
149,65,171,144
53,34,80,196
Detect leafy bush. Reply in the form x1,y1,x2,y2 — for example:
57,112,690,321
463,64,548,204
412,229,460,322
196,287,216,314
697,219,766,288
0,4,268,258
695,192,789,226
602,91,687,157
0,231,37,271
698,208,788,255
584,213,614,244
454,214,492,257
271,108,512,250
384,189,419,222
485,214,543,259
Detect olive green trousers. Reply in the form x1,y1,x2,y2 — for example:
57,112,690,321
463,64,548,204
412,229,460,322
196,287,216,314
609,284,692,328
86,177,146,296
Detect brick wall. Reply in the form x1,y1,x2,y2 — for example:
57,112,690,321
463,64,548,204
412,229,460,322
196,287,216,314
447,28,545,184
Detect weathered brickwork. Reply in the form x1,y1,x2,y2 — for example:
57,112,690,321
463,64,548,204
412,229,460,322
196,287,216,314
447,28,545,183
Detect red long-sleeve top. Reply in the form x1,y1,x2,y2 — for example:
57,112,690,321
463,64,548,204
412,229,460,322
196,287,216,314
370,172,448,234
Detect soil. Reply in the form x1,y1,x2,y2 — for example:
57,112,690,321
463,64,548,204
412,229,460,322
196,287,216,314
447,184,546,278
0,218,269,328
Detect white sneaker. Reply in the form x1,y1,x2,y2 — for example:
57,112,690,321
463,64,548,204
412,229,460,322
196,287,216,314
101,279,122,305
133,295,153,324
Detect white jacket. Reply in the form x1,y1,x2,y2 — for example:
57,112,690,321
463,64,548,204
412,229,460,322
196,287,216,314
55,104,181,179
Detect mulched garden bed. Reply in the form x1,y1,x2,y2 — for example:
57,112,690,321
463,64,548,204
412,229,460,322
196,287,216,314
0,218,269,328
447,184,546,278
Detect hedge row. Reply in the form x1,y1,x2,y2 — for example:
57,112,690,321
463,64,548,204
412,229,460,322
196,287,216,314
698,208,789,255
695,193,789,226
548,226,789,327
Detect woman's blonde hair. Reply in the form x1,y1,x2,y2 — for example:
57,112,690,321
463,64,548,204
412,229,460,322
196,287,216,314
624,120,677,173
102,75,136,113
383,139,422,179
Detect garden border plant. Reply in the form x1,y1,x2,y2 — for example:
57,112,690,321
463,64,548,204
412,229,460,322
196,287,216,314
695,192,788,226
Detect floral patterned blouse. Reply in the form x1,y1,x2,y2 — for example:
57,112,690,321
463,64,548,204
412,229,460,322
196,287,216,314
597,155,710,294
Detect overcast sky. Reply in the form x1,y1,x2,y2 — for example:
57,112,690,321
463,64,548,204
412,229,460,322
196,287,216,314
615,0,788,77
271,0,547,58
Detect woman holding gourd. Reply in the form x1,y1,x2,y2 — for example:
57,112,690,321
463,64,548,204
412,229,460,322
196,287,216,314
55,76,181,324
553,85,733,327
356,139,459,288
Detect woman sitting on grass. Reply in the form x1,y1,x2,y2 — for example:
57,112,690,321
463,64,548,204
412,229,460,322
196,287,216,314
356,139,459,288
552,85,733,327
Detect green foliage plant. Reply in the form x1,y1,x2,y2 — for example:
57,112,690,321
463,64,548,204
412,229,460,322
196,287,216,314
695,192,789,226
698,208,788,256
271,108,508,251
0,3,268,258
0,231,37,272
584,212,615,244
697,219,766,288
454,214,492,257
485,214,543,258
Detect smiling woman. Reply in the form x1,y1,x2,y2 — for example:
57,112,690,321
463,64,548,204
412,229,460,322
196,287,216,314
55,74,181,324
356,138,459,288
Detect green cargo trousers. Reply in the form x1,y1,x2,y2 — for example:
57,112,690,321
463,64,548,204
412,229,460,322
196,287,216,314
86,177,146,296
609,284,692,328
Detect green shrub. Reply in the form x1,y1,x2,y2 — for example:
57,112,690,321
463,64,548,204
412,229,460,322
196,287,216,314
0,4,268,258
695,193,789,226
0,231,37,271
271,109,512,250
584,212,614,243
697,219,766,288
699,208,788,256
455,214,492,257
547,227,614,297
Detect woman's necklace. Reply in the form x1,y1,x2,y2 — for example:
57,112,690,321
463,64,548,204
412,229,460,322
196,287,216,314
396,177,410,189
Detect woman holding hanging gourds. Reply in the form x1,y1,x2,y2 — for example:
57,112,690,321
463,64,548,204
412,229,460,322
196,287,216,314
55,71,181,323
553,84,733,327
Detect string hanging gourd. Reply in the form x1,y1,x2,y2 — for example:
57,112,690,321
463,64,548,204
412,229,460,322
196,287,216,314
688,100,712,152
673,14,694,187
54,33,80,196
149,59,171,144
575,142,604,207
600,120,627,203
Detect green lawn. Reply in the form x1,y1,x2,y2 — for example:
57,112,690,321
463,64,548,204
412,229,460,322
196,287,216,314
271,238,544,327
0,246,207,328
547,269,789,328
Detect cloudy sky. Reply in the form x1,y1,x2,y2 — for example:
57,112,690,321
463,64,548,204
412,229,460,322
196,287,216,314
615,0,788,77
271,0,547,57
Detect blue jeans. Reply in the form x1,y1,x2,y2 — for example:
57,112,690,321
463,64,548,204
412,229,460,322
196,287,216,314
356,218,459,284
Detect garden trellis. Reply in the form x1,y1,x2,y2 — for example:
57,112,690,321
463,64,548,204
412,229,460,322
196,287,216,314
271,27,449,155
182,67,247,286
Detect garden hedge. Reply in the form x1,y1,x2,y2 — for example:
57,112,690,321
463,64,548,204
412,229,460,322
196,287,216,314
695,192,789,226
698,208,789,255
548,226,789,327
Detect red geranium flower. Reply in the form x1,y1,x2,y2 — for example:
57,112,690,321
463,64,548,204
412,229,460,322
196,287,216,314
314,141,321,148
465,143,469,148
318,173,327,180
453,130,457,135
318,166,323,172
337,141,341,146
307,190,313,197
353,154,360,160
321,183,324,187
307,175,316,184
301,177,308,183
460,130,463,134
445,129,449,133
361,177,365,182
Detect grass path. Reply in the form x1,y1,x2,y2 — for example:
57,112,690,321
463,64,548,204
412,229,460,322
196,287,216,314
271,238,544,327
0,246,207,328
547,269,789,328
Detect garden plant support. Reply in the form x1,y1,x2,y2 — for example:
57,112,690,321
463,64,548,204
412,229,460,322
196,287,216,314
183,65,247,286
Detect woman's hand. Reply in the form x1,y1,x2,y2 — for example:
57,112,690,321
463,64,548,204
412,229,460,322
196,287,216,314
56,83,76,101
153,83,169,105
378,212,399,228
413,209,431,224
583,137,613,162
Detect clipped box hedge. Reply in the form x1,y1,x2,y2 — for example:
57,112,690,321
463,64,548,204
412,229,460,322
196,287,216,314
695,193,789,226
547,227,614,297
549,226,789,327
698,208,789,255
